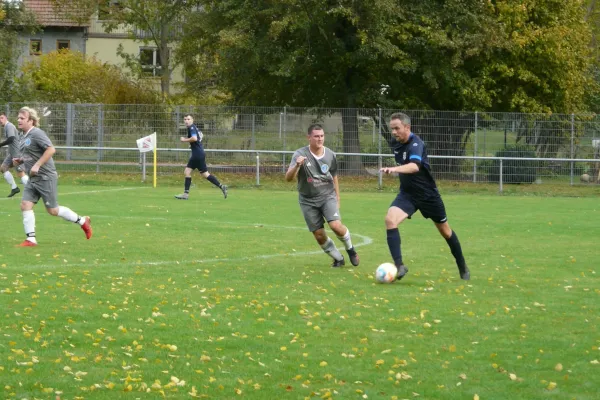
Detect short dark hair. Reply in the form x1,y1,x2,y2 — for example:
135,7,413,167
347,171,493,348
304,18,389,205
307,123,324,135
184,114,194,119
390,112,411,126
0,112,6,117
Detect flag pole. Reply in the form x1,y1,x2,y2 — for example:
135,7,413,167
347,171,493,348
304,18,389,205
152,132,157,188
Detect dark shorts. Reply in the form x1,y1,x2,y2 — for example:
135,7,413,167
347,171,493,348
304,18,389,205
390,191,447,223
187,155,207,173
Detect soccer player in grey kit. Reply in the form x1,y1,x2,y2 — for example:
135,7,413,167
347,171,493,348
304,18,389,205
12,107,92,247
0,112,29,197
285,124,359,267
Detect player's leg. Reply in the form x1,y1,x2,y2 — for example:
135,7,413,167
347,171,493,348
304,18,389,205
324,200,359,266
422,195,469,280
1,158,19,197
301,203,344,266
16,166,29,185
19,182,39,246
199,157,227,199
386,193,416,280
433,221,469,280
175,165,194,199
42,178,92,240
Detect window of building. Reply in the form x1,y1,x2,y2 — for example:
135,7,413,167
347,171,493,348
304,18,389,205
140,47,164,77
30,39,42,55
57,40,70,51
98,0,122,21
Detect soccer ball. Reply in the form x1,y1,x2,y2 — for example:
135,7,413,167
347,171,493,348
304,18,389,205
375,263,397,284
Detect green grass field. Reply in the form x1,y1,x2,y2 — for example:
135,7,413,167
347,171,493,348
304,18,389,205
0,183,599,400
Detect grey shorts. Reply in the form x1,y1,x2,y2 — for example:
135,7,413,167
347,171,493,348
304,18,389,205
23,177,58,208
299,197,341,232
1,154,23,172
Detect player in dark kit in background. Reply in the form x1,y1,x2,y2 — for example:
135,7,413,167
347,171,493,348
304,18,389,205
175,114,228,200
285,123,359,268
380,112,470,281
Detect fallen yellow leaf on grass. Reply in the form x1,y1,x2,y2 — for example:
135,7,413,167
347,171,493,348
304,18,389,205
555,363,563,372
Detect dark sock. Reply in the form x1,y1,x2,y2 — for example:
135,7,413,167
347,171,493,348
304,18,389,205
446,231,466,270
207,174,221,188
184,177,192,192
386,228,403,266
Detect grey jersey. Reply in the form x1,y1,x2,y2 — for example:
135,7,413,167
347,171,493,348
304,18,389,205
290,146,338,204
3,122,20,158
20,127,58,181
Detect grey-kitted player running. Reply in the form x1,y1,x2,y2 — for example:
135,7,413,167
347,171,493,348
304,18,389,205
285,123,359,267
0,112,28,197
12,107,92,247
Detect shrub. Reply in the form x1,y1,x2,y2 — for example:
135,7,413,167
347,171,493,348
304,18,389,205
16,50,160,104
484,145,537,184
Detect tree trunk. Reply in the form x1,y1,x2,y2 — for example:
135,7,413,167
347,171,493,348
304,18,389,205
340,108,363,174
160,23,170,96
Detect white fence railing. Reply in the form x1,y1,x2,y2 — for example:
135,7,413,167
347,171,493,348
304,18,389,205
52,146,600,193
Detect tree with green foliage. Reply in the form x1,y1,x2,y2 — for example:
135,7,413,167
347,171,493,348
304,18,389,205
0,0,38,101
182,0,595,171
16,50,160,104
51,0,197,96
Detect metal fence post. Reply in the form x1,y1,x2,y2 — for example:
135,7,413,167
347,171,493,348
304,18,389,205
256,152,260,186
251,114,256,150
378,107,383,190
499,158,503,193
141,152,146,182
279,112,283,139
473,111,478,183
97,104,104,173
570,113,574,185
282,106,287,172
66,103,73,160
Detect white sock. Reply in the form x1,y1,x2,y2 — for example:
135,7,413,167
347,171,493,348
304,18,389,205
321,237,343,261
336,228,353,250
23,210,36,243
4,171,17,189
21,175,29,185
58,206,83,224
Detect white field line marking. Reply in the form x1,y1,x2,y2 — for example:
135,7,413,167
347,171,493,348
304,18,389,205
0,186,148,203
21,222,373,269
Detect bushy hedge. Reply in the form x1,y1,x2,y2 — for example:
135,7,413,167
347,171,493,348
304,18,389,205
484,145,538,184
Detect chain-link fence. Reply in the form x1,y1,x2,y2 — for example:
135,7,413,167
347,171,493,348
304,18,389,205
3,103,600,187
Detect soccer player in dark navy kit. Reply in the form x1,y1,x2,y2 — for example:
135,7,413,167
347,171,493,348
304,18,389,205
380,112,470,281
175,114,228,200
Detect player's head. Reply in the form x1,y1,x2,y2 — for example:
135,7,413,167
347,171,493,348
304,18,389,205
18,107,39,130
0,112,7,126
307,123,325,150
390,112,411,143
184,114,194,127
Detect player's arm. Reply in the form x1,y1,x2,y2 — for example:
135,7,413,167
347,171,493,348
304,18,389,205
333,175,340,206
380,163,419,175
30,146,56,176
285,155,305,182
0,136,15,147
180,134,198,143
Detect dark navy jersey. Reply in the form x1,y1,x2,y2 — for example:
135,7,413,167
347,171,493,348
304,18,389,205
392,133,438,197
188,124,205,156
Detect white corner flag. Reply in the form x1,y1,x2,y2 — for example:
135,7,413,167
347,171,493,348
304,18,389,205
136,132,156,153
136,132,157,187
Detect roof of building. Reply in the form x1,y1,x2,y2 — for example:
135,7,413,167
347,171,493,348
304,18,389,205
23,0,90,27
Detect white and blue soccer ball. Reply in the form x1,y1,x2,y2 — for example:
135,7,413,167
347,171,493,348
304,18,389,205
375,263,397,284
